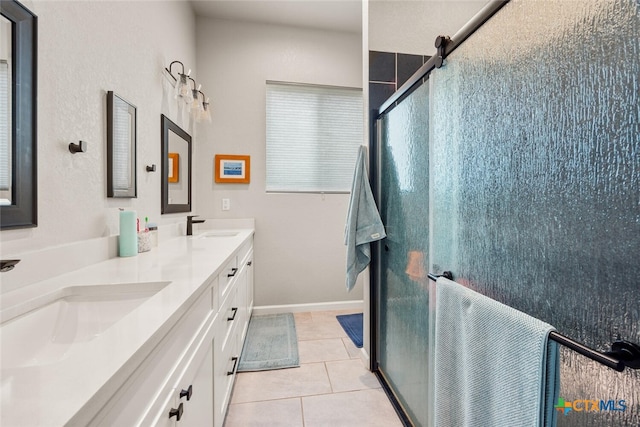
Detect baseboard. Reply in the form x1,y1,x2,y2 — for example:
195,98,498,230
359,347,370,366
253,300,364,315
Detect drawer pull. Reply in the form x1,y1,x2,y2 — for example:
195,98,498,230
179,385,193,401
169,402,184,421
227,307,238,321
227,356,239,376
227,268,238,277
247,261,252,266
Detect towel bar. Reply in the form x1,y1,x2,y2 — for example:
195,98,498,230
428,272,640,372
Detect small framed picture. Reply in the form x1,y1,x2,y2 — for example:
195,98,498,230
168,153,179,183
215,154,250,184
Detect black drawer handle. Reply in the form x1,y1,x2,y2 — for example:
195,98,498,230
227,356,239,375
179,385,193,401
247,261,252,266
169,402,183,421
227,307,238,321
227,268,238,278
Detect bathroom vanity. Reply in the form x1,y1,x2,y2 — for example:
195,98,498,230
0,228,254,426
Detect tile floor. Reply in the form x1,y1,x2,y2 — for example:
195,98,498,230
224,310,404,427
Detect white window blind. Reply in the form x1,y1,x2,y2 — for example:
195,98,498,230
0,60,10,191
266,81,363,193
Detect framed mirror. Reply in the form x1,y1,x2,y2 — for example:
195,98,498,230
0,0,37,229
161,114,191,213
107,91,137,198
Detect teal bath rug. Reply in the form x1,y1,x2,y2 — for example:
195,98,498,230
238,313,300,372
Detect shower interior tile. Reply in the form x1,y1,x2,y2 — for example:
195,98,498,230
397,53,424,87
369,51,396,83
369,82,396,113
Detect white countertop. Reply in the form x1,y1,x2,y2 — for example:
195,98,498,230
0,229,254,427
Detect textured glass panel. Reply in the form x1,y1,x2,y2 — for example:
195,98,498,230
379,82,430,427
429,1,640,426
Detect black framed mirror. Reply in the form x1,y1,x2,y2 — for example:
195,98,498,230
0,0,37,229
161,114,191,213
107,91,137,198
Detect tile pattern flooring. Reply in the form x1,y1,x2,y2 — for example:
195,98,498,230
225,310,404,426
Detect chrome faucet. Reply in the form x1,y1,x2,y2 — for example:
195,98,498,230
186,215,205,236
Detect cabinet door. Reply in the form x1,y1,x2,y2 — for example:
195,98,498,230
214,337,239,427
142,389,177,427
178,343,214,426
246,252,254,316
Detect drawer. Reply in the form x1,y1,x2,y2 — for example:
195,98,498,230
219,255,238,303
237,239,253,265
214,333,240,425
219,286,239,355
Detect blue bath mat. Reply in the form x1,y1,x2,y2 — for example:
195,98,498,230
238,313,300,372
337,313,363,348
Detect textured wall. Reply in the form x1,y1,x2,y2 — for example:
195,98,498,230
194,18,363,306
1,1,195,258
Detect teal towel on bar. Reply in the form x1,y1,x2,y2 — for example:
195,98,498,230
433,277,560,427
344,145,386,292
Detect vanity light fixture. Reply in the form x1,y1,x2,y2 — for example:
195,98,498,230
200,97,212,123
165,60,193,104
165,60,212,123
188,78,202,114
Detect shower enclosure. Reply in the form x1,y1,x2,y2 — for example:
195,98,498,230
372,1,640,426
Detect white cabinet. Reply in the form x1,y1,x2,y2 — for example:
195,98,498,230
89,236,254,427
176,343,214,426
214,245,254,427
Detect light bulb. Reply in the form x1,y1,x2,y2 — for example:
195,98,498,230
175,74,193,104
200,101,212,123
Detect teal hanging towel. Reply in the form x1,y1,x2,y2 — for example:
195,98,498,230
344,145,386,292
432,276,560,427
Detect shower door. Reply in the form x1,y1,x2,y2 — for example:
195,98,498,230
376,82,431,427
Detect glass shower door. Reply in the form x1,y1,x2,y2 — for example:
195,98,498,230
377,82,431,427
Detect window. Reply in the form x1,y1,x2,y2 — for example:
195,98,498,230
266,81,363,193
0,60,10,192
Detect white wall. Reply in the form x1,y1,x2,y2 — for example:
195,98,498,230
0,1,195,260
194,18,363,306
369,0,489,54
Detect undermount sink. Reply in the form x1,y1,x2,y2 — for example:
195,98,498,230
0,282,170,369
199,230,239,238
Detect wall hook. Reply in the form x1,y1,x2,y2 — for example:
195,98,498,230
146,164,156,172
0,259,20,272
69,140,87,153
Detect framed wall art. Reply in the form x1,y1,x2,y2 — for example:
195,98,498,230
215,154,250,184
